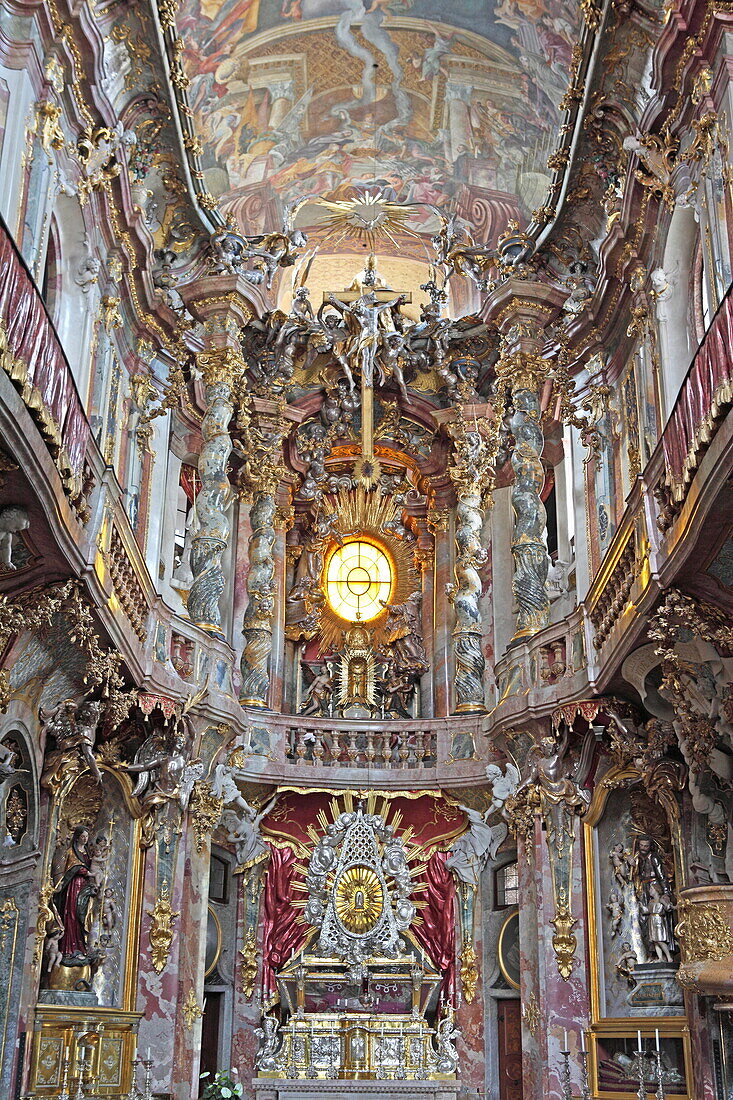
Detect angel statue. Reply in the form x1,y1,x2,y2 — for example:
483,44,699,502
446,803,508,887
484,762,521,817
40,697,105,788
255,1014,283,1072
514,727,591,814
300,662,334,716
223,793,277,870
123,721,202,817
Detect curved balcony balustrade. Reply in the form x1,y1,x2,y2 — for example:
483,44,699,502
235,710,490,788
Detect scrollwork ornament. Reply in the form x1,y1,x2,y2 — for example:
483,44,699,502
675,899,733,962
459,937,479,1003
183,987,203,1029
148,881,179,973
190,781,223,854
240,927,258,997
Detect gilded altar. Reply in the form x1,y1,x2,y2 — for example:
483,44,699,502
256,1011,456,1081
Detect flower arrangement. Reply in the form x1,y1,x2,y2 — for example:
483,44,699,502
200,1069,243,1099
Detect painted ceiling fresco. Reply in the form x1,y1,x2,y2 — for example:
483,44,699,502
177,0,580,243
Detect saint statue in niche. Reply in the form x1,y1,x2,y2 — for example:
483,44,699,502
51,825,100,973
631,833,677,962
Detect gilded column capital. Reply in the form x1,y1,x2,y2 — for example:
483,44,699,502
197,346,247,388
236,407,289,502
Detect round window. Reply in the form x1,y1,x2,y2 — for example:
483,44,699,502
325,539,393,623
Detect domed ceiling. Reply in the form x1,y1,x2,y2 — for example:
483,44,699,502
176,0,582,248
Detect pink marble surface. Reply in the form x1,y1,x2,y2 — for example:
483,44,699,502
519,815,591,1100
136,840,187,1095
230,875,263,1097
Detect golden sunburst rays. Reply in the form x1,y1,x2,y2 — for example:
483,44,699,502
315,487,420,655
299,194,417,252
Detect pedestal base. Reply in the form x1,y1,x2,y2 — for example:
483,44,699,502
627,963,684,1015
255,1080,459,1100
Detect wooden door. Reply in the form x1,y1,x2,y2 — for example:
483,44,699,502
498,999,523,1100
199,990,222,1093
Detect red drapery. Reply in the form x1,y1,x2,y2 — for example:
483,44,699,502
261,844,310,998
410,850,457,1007
259,794,460,1007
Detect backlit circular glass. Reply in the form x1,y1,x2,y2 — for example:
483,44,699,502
325,539,393,623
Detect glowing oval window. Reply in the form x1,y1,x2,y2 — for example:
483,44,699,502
325,539,393,623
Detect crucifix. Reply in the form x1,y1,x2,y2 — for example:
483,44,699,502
324,255,411,487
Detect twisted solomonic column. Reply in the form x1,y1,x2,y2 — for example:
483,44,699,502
188,349,241,635
509,381,550,638
176,275,258,638
488,279,566,643
447,413,497,713
239,408,288,708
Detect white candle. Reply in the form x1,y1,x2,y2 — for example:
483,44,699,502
564,1030,568,1051
581,1030,586,1053
147,1047,151,1061
655,1028,660,1052
637,1031,643,1053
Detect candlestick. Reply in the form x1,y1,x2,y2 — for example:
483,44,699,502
59,1046,71,1100
635,1044,648,1100
142,1052,153,1100
653,1049,666,1100
579,1049,592,1100
560,1049,573,1100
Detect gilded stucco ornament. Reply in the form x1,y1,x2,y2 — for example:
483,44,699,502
183,987,203,1029
459,938,479,1003
240,928,258,998
675,899,733,963
190,780,224,854
512,728,591,980
148,881,179,973
522,992,540,1035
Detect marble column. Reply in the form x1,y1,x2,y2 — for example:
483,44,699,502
238,403,290,709
509,384,550,638
189,353,236,635
516,811,591,1100
240,491,276,707
446,408,497,714
428,501,453,718
177,276,259,638
486,279,566,644
171,824,212,1100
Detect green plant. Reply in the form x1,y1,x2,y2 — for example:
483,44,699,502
200,1069,244,1099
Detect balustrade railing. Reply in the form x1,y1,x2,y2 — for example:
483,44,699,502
287,723,437,769
0,213,89,499
663,280,733,504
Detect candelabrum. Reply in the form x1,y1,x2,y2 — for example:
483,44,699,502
125,1054,153,1100
560,1042,572,1100
59,1046,72,1100
653,1048,667,1100
634,1048,649,1100
579,1048,592,1100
